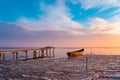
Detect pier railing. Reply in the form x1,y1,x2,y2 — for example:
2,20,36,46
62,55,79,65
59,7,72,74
0,47,55,61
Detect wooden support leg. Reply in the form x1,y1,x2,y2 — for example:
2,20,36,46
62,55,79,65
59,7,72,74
41,49,44,58
25,51,28,60
49,49,51,57
38,50,40,58
53,48,55,57
3,53,5,60
46,49,48,57
0,53,1,60
33,51,37,59
16,52,18,60
86,57,88,74
13,52,15,60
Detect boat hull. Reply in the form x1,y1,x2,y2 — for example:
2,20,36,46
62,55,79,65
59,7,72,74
67,48,84,59
71,51,84,57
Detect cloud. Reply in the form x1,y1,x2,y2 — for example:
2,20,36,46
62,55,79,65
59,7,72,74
0,22,36,41
112,9,120,15
16,0,120,35
89,18,111,34
0,21,84,47
1,21,120,47
17,0,83,33
63,17,120,35
88,17,120,34
71,0,120,12
1,0,120,47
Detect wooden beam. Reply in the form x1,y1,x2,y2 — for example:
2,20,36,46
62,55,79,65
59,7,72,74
0,47,55,61
13,52,15,60
33,50,37,59
16,52,18,60
53,48,55,57
0,53,1,60
46,49,48,57
41,49,44,58
38,50,41,58
3,53,5,60
49,49,51,57
25,51,28,60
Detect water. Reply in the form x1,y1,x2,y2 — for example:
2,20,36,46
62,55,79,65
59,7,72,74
0,47,120,60
55,47,120,58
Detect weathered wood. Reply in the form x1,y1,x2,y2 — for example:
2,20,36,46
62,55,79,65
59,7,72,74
16,52,18,60
38,50,41,57
49,49,51,57
46,49,48,57
25,51,28,60
41,49,44,58
86,57,88,74
0,53,1,60
33,50,37,59
0,47,55,60
0,47,54,54
13,52,15,60
3,53,5,60
53,48,55,57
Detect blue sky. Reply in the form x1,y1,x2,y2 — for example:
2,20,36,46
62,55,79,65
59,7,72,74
0,0,117,22
1,0,120,47
0,0,119,22
0,0,41,21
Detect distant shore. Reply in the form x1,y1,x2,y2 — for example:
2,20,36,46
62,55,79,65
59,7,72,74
0,55,120,80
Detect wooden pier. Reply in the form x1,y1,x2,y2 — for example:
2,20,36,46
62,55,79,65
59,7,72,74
0,47,55,61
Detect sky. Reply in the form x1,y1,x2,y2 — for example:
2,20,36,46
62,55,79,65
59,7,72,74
0,0,120,47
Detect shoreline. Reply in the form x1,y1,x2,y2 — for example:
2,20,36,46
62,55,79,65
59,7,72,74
0,55,120,80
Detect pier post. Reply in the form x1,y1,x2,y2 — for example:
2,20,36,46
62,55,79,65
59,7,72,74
3,53,5,60
46,49,48,57
49,49,51,57
33,50,37,59
38,50,41,58
53,48,55,57
13,52,15,60
0,53,1,60
25,51,28,60
41,49,44,58
86,57,88,74
16,52,18,60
